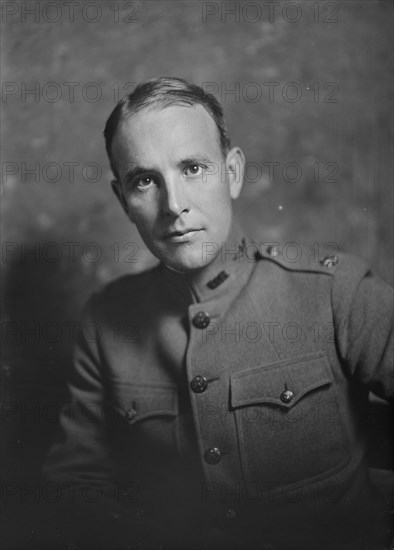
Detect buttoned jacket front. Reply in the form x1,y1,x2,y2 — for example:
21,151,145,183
44,231,393,549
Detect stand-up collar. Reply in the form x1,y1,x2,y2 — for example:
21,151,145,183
160,220,256,305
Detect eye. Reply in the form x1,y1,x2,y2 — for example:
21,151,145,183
135,176,155,189
184,164,205,176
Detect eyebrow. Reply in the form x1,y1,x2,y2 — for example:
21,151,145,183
178,156,213,166
123,155,214,183
124,164,152,184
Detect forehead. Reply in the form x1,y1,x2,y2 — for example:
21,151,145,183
112,104,222,167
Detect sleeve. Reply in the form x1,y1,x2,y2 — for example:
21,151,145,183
42,296,144,549
331,254,394,401
44,296,114,485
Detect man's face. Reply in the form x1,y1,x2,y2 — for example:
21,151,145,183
111,104,244,272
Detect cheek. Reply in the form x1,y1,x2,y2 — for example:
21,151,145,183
197,177,231,203
134,213,154,234
127,211,152,239
127,197,155,223
203,183,232,218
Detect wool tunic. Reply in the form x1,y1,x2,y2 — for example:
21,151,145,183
44,225,393,549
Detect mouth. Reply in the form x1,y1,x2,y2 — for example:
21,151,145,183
164,228,203,243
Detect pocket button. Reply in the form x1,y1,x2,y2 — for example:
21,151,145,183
126,407,137,421
280,389,294,404
225,508,237,520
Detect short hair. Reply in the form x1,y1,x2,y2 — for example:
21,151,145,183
103,76,231,180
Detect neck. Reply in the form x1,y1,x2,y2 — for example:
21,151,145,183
162,218,248,302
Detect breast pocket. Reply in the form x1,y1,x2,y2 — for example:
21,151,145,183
110,382,178,456
230,352,350,487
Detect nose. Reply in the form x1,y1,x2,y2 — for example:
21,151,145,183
161,174,189,217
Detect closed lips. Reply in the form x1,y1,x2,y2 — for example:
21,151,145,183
165,229,201,238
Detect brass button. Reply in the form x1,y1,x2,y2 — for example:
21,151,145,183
280,390,294,404
126,407,137,421
190,375,208,393
192,311,210,329
320,255,339,268
204,447,222,465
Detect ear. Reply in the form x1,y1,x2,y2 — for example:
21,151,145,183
111,179,135,223
224,147,245,199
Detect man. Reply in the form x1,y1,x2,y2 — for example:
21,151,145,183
44,77,393,549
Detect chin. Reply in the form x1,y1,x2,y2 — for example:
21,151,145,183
164,255,206,273
156,246,212,274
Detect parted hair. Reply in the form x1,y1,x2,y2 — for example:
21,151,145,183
103,76,231,180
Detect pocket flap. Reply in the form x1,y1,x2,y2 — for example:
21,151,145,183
113,382,178,424
230,352,332,409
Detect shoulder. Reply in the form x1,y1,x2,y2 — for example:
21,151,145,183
253,242,379,331
253,242,373,314
85,264,161,314
255,242,370,283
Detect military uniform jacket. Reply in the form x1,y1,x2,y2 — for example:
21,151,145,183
44,226,393,550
